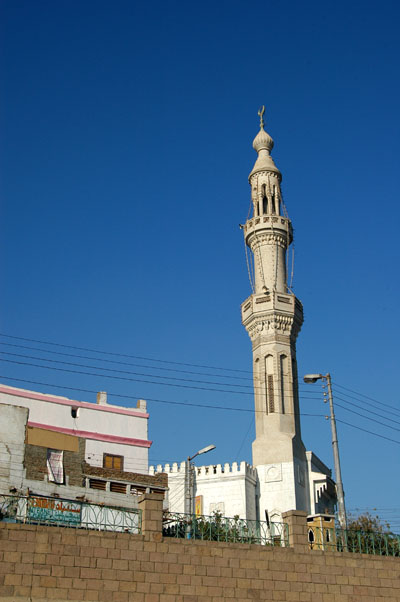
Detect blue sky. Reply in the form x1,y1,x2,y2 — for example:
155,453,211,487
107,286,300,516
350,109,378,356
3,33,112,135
1,0,400,528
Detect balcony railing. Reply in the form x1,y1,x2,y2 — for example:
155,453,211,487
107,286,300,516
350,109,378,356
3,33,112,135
309,526,400,556
163,511,289,546
0,494,141,534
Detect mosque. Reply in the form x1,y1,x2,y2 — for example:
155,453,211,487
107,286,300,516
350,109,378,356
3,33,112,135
150,110,337,522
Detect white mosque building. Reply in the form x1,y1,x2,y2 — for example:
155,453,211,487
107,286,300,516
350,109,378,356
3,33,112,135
150,110,336,522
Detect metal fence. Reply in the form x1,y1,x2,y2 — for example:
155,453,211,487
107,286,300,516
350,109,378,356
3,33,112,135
0,494,141,534
309,526,400,556
163,511,289,546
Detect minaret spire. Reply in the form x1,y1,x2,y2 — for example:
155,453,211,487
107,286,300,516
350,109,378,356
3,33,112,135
241,108,307,517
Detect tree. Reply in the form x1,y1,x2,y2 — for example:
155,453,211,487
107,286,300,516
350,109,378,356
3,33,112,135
347,512,391,534
342,512,399,556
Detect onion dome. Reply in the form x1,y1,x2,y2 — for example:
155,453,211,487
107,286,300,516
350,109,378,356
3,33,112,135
249,106,281,179
253,127,274,153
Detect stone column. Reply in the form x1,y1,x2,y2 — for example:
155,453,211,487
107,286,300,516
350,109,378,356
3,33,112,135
282,509,308,550
138,492,164,541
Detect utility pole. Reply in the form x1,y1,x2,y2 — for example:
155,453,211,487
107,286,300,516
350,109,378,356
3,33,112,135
183,445,216,539
324,373,347,530
184,456,193,515
303,373,347,530
184,444,216,516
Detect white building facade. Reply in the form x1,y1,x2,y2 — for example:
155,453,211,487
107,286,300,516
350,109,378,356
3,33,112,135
0,383,151,477
153,110,336,521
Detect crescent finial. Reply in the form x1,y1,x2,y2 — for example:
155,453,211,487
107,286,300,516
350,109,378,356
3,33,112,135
258,105,265,130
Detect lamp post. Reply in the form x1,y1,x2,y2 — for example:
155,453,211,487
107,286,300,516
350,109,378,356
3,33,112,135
303,373,347,530
184,444,216,516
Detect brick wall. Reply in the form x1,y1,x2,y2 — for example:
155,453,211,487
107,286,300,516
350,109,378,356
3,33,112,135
83,465,167,491
24,442,167,492
25,439,86,487
0,506,399,602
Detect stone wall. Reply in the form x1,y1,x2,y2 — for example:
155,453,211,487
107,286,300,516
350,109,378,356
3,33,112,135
0,498,398,601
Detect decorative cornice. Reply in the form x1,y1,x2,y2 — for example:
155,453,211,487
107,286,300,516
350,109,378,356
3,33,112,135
247,232,287,249
249,170,281,181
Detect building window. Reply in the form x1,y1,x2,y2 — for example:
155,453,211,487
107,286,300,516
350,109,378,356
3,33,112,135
103,453,124,471
89,478,107,491
110,481,127,494
47,449,64,484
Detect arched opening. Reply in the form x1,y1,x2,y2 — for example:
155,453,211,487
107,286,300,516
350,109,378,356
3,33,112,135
280,354,288,414
262,184,268,214
265,355,274,413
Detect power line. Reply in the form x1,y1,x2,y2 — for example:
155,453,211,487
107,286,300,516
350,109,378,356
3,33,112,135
335,418,400,445
0,354,323,400
333,381,400,415
0,340,254,383
2,333,399,419
2,374,400,448
0,350,256,393
327,394,400,428
0,345,322,396
334,401,400,433
0,374,325,417
332,387,400,419
0,356,255,396
303,391,400,429
0,332,253,375
0,340,324,394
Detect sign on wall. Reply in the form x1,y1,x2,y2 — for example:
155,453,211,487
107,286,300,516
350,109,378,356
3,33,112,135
195,495,203,516
27,496,81,524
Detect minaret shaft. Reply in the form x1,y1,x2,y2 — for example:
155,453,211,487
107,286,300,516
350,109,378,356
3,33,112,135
241,112,308,512
238,109,336,518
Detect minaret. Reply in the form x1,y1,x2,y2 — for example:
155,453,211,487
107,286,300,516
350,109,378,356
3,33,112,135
241,108,309,515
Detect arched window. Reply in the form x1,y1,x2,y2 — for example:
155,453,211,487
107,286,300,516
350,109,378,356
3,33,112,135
280,354,288,414
262,184,268,214
265,355,274,413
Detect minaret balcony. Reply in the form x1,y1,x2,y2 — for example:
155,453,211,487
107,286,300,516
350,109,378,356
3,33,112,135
244,215,292,242
241,291,303,325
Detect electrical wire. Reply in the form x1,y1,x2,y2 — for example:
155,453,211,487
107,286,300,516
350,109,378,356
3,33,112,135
0,356,255,396
0,353,322,399
332,389,400,420
0,350,256,392
333,381,400,415
334,401,400,433
0,343,321,395
334,394,400,426
0,332,253,374
335,418,400,445
0,374,325,417
2,333,399,417
0,340,254,383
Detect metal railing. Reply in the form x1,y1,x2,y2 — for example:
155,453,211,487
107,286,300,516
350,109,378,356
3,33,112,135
309,526,400,556
0,494,141,534
163,511,289,546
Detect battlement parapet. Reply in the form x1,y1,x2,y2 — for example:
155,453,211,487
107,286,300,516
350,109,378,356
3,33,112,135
149,461,257,480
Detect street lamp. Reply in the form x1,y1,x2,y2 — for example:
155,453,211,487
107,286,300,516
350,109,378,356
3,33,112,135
184,444,216,516
303,373,347,530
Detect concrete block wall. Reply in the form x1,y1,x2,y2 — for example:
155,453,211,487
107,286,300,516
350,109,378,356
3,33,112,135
0,496,399,601
0,405,28,493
